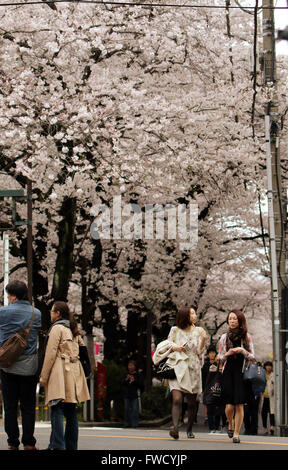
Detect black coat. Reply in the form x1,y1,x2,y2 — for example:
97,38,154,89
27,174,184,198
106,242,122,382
121,371,143,399
202,360,218,389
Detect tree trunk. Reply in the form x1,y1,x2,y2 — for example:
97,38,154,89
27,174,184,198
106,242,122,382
51,197,77,301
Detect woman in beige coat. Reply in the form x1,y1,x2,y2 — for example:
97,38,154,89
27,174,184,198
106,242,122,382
40,301,90,450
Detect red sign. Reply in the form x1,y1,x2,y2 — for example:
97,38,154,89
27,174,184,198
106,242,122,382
96,363,107,420
96,363,106,398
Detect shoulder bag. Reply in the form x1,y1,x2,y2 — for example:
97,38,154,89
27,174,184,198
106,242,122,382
243,362,266,387
0,307,36,368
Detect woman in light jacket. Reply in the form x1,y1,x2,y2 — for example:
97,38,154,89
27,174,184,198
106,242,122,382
168,306,206,440
40,301,90,450
218,309,255,444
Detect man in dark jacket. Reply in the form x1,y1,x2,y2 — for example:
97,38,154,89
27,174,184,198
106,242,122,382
0,280,41,450
121,361,143,428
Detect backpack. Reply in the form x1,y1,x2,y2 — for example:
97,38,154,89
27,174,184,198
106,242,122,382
0,308,36,368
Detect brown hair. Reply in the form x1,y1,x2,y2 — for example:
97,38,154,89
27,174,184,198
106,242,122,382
52,301,80,337
176,306,194,330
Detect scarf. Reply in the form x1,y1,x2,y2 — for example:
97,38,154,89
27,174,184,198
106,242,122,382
48,319,70,334
44,319,71,347
226,327,249,351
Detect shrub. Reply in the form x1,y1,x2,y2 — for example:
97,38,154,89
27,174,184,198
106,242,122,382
140,386,171,420
102,359,126,421
90,361,171,422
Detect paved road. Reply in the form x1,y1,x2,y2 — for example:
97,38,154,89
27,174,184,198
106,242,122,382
1,422,288,452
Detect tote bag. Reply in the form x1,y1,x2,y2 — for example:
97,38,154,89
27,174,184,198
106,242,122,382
203,365,223,406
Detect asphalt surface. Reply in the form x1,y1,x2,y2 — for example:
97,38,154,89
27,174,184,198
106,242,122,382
1,422,288,452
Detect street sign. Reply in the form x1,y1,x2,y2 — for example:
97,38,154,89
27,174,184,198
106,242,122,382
0,189,24,198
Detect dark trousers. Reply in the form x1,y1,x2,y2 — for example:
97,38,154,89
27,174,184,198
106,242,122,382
49,402,79,450
0,370,37,447
244,396,260,434
207,405,221,431
124,398,139,427
262,397,275,428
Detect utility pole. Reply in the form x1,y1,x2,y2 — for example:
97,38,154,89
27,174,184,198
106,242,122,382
0,187,33,304
3,233,9,306
262,0,287,435
27,179,33,304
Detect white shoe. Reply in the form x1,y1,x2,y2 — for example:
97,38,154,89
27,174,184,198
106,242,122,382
209,430,216,434
214,429,223,435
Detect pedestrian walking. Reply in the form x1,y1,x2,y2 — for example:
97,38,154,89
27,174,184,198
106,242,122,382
0,280,42,450
260,361,275,436
244,363,264,436
167,306,206,439
202,345,217,427
244,384,261,435
202,353,225,434
202,346,218,391
40,301,90,450
218,309,255,444
121,360,143,428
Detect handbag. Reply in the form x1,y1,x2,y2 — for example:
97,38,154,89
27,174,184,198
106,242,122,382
154,327,178,380
79,344,91,378
243,362,266,387
155,357,177,380
203,364,223,406
0,307,36,368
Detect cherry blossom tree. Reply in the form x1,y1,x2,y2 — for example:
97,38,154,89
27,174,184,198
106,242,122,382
1,1,286,368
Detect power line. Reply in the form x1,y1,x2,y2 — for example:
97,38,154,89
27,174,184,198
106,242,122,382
0,0,287,9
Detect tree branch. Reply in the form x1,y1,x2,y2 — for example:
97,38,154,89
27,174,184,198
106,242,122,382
0,262,27,285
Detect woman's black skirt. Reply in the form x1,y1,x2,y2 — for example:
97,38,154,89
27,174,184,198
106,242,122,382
222,355,251,405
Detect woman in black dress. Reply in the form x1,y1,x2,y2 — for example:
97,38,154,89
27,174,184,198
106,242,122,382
218,310,255,443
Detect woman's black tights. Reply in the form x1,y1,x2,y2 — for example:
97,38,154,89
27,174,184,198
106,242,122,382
171,390,197,432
